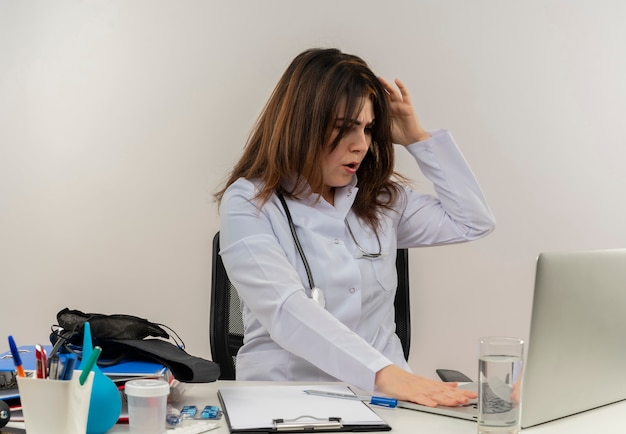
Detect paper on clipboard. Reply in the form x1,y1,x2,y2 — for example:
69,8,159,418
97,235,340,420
218,384,391,432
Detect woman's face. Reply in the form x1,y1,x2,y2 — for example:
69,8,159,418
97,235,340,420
321,96,374,204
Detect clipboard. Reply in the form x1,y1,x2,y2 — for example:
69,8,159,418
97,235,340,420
218,384,391,433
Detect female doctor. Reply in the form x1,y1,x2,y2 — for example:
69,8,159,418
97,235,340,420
215,48,495,407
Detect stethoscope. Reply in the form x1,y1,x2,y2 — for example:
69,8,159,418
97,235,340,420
277,191,326,308
276,191,382,309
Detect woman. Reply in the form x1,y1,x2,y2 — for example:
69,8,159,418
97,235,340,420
215,48,495,407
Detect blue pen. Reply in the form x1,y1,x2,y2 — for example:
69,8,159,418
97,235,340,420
60,353,77,380
7,336,26,378
303,389,398,408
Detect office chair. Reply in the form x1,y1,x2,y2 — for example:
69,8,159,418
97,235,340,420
209,231,412,380
209,232,244,380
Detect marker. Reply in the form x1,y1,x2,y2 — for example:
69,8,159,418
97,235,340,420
79,346,102,386
7,336,26,378
303,389,399,408
35,344,48,379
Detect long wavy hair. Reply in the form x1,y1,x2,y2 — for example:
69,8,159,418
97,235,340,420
215,48,403,230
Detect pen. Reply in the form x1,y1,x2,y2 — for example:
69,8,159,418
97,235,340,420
49,354,60,380
61,353,77,380
79,346,102,386
7,336,26,378
303,389,398,408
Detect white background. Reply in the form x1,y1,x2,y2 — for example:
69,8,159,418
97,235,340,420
1,0,625,380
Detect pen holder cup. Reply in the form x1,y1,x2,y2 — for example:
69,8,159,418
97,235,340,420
17,371,94,434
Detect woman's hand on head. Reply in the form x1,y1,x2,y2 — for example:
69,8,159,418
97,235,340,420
375,364,477,407
378,77,431,146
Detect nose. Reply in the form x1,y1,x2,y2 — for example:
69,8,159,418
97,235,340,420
350,130,370,154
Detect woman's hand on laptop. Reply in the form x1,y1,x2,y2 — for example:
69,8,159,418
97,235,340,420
375,364,477,407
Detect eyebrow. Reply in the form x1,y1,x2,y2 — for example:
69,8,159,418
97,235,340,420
335,117,375,126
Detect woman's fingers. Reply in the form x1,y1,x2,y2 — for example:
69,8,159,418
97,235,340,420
376,365,476,407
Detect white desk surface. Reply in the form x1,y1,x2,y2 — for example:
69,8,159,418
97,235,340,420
104,380,626,433
7,380,623,433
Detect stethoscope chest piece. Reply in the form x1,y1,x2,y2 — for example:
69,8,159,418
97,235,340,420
311,287,326,309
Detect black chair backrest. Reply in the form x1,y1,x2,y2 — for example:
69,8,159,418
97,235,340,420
209,232,411,380
394,247,411,361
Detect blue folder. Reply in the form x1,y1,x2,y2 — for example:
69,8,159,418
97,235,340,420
1,345,165,375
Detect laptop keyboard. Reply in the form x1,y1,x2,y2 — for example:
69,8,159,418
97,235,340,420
481,383,515,414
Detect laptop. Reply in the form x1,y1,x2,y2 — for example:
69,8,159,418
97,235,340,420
400,248,626,428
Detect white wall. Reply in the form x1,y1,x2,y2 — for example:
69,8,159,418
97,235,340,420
1,0,625,380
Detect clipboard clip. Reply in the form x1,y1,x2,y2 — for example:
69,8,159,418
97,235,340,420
273,415,343,431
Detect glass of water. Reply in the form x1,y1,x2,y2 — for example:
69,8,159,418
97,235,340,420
478,337,524,434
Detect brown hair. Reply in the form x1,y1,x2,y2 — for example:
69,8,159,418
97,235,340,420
215,48,403,230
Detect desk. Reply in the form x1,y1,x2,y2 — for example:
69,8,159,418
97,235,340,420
104,381,626,433
6,380,624,433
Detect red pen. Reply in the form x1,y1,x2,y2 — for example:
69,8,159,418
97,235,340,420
35,344,48,379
